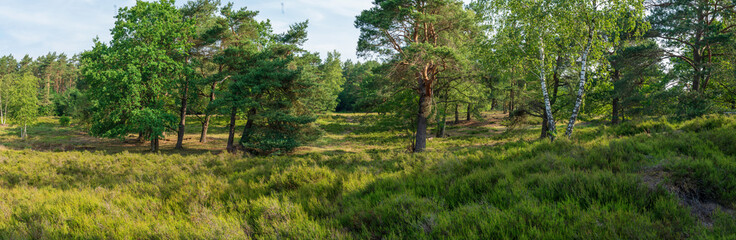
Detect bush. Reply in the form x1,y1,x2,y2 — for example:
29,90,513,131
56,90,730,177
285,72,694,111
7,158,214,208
640,118,675,133
674,92,714,120
609,118,675,136
59,116,71,127
609,121,644,136
244,197,344,239
241,112,320,155
679,114,736,132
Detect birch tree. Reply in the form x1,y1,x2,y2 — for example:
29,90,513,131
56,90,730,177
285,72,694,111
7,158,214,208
475,0,573,141
476,0,644,138
0,74,12,126
0,55,18,125
563,0,645,137
7,73,39,140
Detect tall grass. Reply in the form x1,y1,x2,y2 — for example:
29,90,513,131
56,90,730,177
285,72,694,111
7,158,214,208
0,115,733,239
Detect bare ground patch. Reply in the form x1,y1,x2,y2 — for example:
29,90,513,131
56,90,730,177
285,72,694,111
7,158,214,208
641,165,735,227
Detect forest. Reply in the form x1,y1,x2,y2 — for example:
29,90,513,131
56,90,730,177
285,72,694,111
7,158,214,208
0,0,735,239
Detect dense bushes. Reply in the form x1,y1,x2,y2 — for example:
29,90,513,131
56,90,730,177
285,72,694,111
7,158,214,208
58,116,70,126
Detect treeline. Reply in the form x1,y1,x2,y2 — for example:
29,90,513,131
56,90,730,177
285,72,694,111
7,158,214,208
2,0,735,154
1,0,345,154
0,53,79,138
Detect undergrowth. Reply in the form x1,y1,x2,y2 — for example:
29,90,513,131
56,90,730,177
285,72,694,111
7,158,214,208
0,114,734,239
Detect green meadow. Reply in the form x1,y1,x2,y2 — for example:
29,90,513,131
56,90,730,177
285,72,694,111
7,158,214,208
0,113,734,239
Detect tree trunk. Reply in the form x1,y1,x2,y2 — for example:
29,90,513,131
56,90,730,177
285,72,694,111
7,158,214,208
621,107,626,122
137,132,145,143
692,46,701,93
435,101,442,138
612,97,620,125
541,112,549,139
46,76,51,105
2,104,7,125
0,93,4,125
610,64,621,125
466,104,471,121
539,39,556,141
509,89,515,116
551,55,562,105
150,136,159,152
437,102,447,138
491,98,497,110
414,83,431,152
199,82,217,143
226,106,238,153
454,104,459,124
440,114,446,137
21,124,27,140
565,31,593,138
239,108,256,147
200,115,210,143
175,80,189,150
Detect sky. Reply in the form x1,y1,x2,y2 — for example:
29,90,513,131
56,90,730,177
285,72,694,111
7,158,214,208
0,0,471,61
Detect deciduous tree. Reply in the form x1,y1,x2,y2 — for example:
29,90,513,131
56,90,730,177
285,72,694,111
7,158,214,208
81,0,194,151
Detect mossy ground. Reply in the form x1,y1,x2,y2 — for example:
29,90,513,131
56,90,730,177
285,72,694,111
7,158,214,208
0,113,734,239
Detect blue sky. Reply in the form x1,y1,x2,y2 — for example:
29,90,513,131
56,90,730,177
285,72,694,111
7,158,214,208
0,0,471,61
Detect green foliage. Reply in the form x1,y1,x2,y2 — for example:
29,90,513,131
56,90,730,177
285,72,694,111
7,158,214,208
27,52,80,117
648,0,735,94
679,114,736,132
52,88,89,119
336,61,391,112
5,0,736,237
243,112,319,155
217,20,318,155
80,0,194,149
58,116,71,127
5,73,40,127
609,118,675,136
301,51,346,113
674,92,715,120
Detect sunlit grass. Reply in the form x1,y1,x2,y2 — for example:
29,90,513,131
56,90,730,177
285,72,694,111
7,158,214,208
0,113,734,239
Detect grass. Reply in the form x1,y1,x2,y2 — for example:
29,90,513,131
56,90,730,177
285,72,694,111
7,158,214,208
0,113,734,239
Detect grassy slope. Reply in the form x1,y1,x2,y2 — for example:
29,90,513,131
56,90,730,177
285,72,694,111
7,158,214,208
0,113,734,239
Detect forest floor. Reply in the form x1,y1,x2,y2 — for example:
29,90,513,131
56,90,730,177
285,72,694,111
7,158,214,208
0,112,735,239
0,112,522,155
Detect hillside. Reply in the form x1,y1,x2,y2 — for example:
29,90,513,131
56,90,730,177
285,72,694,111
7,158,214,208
0,113,734,239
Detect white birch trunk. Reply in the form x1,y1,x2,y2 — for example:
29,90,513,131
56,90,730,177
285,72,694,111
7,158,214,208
0,94,4,125
565,32,594,137
539,39,557,141
2,104,6,125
